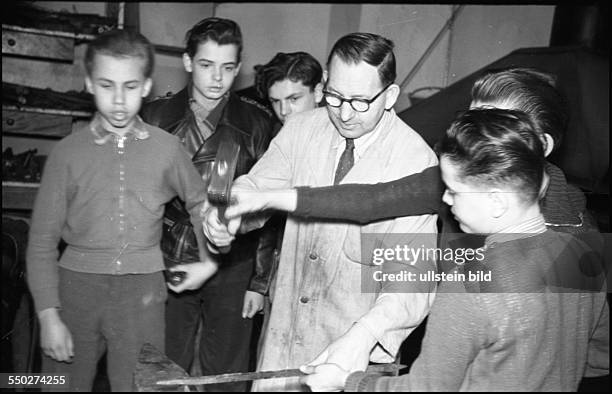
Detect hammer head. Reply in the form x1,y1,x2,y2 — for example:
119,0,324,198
207,138,240,225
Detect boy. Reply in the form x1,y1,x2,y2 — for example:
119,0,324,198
26,29,211,391
140,17,276,391
249,50,324,303
300,108,609,391
254,51,323,125
470,67,597,233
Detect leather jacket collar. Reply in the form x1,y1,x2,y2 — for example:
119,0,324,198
152,86,255,138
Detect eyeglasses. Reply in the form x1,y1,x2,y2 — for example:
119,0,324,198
322,84,391,112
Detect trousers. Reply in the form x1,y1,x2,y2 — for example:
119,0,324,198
42,268,166,391
165,261,254,392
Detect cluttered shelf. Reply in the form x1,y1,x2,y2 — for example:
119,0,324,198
2,147,46,210
2,4,110,213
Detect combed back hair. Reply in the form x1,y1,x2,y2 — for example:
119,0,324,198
84,29,154,78
436,108,545,204
185,17,242,61
471,67,569,152
327,32,396,87
254,52,323,100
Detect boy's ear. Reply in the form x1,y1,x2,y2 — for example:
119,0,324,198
142,78,153,98
314,82,324,104
538,170,550,200
85,76,94,94
383,84,400,110
488,189,509,218
322,69,328,84
543,133,555,157
183,53,193,73
234,62,242,77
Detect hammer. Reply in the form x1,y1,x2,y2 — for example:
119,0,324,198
207,138,241,254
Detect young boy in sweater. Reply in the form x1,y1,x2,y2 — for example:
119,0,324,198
300,108,609,391
26,29,212,391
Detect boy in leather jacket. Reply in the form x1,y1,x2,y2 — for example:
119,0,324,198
140,17,276,391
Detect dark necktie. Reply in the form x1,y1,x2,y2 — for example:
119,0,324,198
334,138,355,185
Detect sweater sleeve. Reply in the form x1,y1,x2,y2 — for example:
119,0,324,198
26,143,69,313
585,297,610,377
345,285,485,392
294,165,443,224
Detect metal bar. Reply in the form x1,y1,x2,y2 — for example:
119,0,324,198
399,5,464,91
157,364,405,386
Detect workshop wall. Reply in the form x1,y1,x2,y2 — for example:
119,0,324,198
3,3,554,156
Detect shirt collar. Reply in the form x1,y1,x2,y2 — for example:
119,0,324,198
333,109,395,161
188,83,228,130
484,214,547,249
90,113,149,145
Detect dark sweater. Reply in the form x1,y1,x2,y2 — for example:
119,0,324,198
294,162,597,234
346,229,609,391
295,165,443,224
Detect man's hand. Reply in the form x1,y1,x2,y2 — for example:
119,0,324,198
306,323,376,373
38,308,74,362
242,290,265,318
167,261,218,293
299,363,350,392
202,205,241,247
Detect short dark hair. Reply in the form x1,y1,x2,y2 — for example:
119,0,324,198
185,17,242,62
436,108,545,204
84,29,154,78
327,32,396,87
254,52,323,100
471,67,569,152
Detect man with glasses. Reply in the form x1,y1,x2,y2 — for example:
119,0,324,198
203,32,438,391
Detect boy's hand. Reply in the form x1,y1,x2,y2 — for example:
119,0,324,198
242,290,264,318
224,186,270,218
38,308,74,362
167,261,219,293
225,187,298,219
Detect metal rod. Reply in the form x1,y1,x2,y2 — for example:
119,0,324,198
399,5,464,91
157,363,405,386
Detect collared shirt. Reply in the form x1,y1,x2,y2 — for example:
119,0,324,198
184,88,228,155
26,112,208,313
333,109,392,169
90,113,150,146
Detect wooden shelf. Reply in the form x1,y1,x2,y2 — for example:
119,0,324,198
2,23,95,211
2,182,39,210
3,106,91,139
2,25,80,62
2,24,96,41
3,104,92,118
